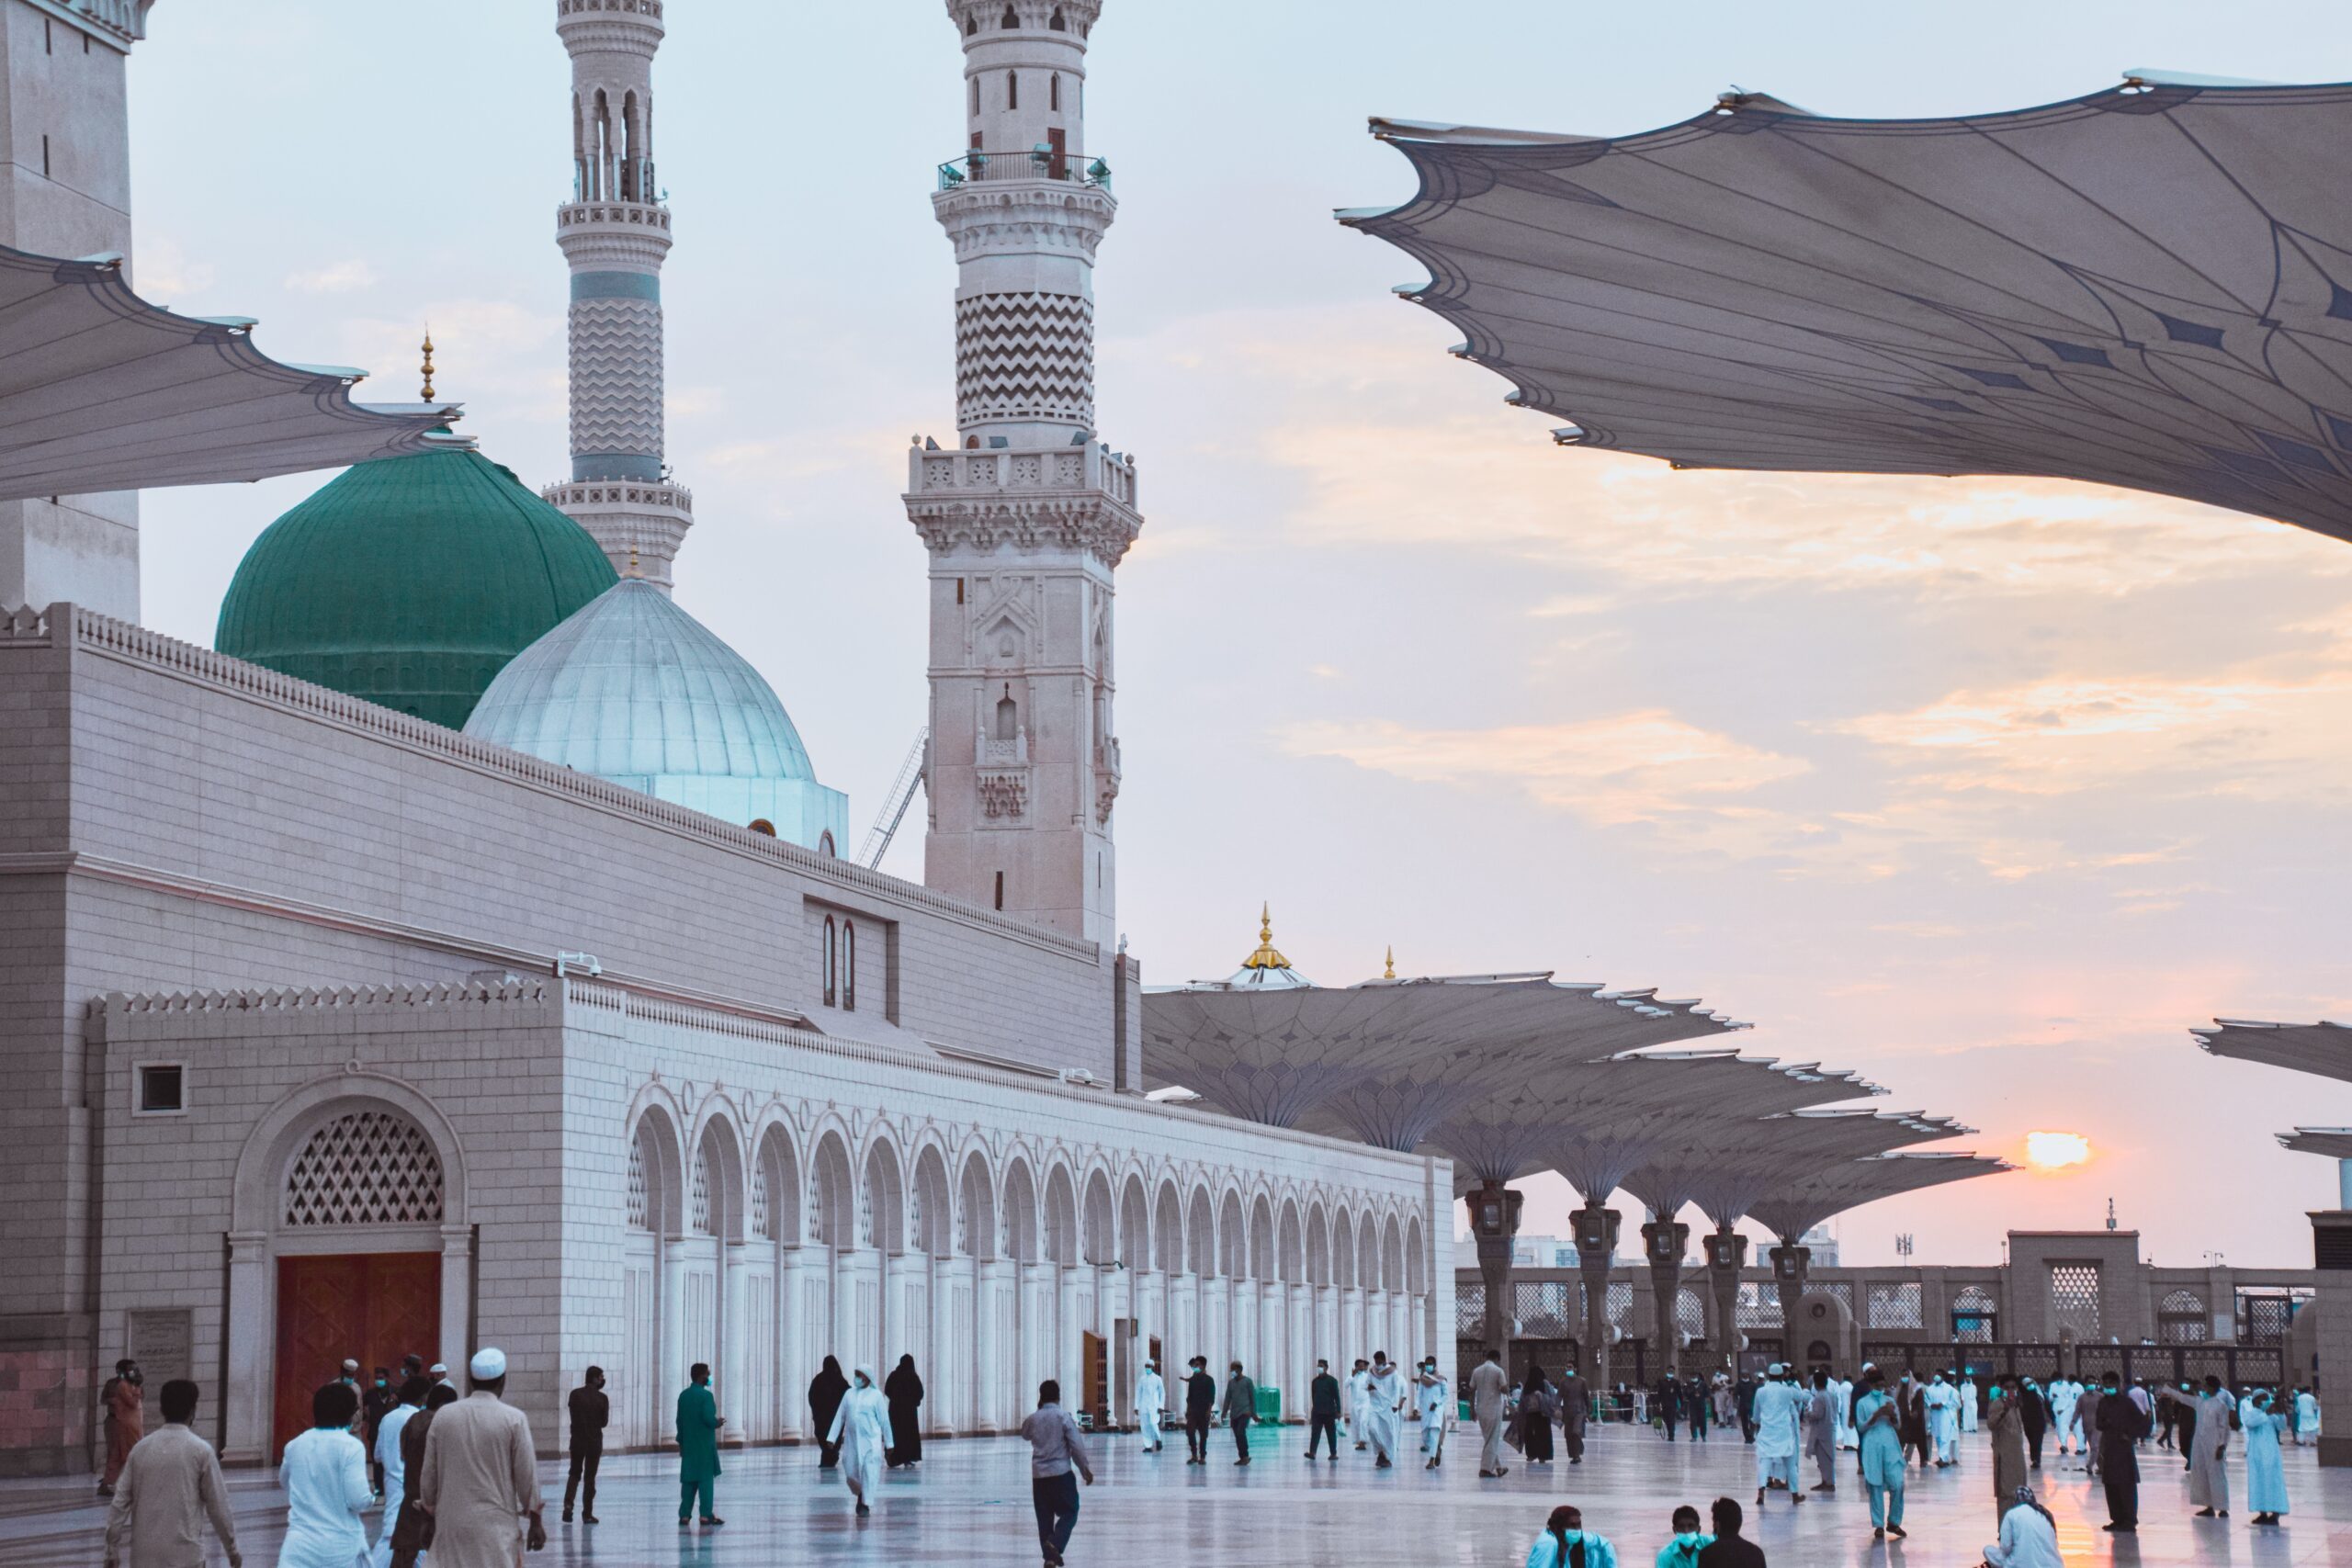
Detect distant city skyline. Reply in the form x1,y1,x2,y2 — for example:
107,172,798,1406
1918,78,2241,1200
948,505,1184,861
119,1,2351,1267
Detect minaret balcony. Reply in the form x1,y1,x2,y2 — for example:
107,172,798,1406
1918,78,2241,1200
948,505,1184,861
908,442,1136,508
937,150,1112,193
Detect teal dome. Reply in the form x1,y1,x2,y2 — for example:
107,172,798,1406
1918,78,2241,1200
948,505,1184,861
462,578,850,852
215,446,618,729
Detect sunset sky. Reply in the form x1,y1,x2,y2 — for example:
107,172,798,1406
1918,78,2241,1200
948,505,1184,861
121,2,2351,1268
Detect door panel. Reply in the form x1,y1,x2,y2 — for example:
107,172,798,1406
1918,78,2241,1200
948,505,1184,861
273,1253,440,1461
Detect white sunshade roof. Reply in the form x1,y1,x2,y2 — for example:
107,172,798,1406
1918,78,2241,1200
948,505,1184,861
1344,75,2352,543
1746,1151,2011,1242
2194,1018,2352,1083
0,244,465,502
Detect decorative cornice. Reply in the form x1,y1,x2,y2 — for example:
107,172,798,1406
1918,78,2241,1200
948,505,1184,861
2,604,1102,963
905,494,1142,568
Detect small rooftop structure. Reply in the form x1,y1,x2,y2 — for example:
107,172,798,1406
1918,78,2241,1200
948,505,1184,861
1343,75,2352,544
0,245,463,501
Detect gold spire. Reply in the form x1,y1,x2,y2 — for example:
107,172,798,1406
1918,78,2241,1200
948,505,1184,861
626,544,641,579
419,329,435,401
1240,902,1291,971
1384,946,1396,980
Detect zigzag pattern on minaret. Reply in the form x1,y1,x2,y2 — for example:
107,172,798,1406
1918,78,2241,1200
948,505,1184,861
569,299,665,458
956,292,1095,428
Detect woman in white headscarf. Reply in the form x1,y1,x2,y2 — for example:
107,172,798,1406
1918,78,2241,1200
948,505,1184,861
826,1366,891,1517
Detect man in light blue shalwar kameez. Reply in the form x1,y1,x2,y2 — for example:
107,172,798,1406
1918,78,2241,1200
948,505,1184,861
2241,1389,2291,1525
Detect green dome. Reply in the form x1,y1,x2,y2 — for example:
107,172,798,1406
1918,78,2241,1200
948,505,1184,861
216,446,618,728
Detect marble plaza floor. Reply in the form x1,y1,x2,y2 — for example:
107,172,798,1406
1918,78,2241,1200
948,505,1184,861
2,1420,2344,1566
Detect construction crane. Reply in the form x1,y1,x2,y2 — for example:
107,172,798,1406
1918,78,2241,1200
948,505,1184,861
859,728,927,869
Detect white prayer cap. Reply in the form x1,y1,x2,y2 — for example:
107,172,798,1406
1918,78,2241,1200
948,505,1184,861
469,1347,508,1380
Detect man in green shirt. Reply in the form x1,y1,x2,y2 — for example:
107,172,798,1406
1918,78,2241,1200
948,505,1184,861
676,1362,724,1529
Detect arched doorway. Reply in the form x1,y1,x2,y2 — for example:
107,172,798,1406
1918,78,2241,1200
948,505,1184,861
223,1077,469,1465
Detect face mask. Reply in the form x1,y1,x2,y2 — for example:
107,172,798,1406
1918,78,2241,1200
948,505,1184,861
1675,1532,1702,1547
1557,1530,1582,1545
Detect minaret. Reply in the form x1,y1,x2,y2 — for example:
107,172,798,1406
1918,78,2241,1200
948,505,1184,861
907,0,1139,948
542,0,694,593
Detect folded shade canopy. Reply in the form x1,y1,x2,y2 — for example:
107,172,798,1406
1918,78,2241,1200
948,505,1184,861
1343,73,2352,543
0,243,465,502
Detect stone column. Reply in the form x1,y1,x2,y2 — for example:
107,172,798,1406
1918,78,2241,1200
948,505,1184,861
1573,1201,1622,1390
1706,1227,1748,1375
1769,1240,1812,1332
1468,1181,1523,1362
776,1245,816,1438
2309,1211,2352,1466
719,1240,749,1444
438,1223,474,1377
1642,1218,1690,1381
221,1231,273,1464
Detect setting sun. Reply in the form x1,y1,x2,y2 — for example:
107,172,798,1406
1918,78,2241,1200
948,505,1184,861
2024,1131,2094,1171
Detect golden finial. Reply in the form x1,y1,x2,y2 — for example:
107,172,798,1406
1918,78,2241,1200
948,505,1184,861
419,329,435,401
1240,903,1292,971
626,544,640,579
1384,946,1396,980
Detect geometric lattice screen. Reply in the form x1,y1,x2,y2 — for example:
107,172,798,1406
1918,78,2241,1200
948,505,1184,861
1736,1281,1783,1327
1455,1282,1487,1338
1951,1287,1997,1343
691,1148,712,1234
283,1110,445,1226
627,1140,650,1231
1514,1280,1577,1337
1677,1286,1707,1337
1867,1281,1924,1329
751,1164,770,1240
2049,1263,2102,1338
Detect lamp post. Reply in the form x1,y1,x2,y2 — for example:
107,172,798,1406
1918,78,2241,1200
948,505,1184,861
1575,1199,1622,1390
1643,1217,1690,1381
1706,1225,1747,1376
1470,1180,1523,1365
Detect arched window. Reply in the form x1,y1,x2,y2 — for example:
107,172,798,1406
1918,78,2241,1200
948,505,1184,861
970,76,979,117
842,922,857,1012
1007,71,1019,111
817,829,836,857
1050,73,1060,111
1049,6,1067,28
1001,3,1018,25
995,692,1018,742
966,10,978,33
748,818,776,837
283,1110,445,1226
822,916,838,1008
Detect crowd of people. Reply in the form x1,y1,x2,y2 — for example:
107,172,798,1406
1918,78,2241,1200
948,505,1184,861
87,1338,2324,1567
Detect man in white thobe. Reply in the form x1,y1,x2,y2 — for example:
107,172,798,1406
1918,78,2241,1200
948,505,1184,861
2162,1379,2235,1516
1414,1359,1451,1468
417,1348,545,1568
1926,1373,1960,1466
1961,1377,1980,1434
1347,1360,1373,1450
368,1379,424,1568
1134,1361,1166,1453
1363,1357,1405,1467
2297,1387,2321,1445
1833,1374,1858,1450
1751,1365,1804,1506
1468,1350,1510,1478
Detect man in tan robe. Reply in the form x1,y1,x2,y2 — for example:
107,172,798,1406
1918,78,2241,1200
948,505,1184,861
420,1348,545,1566
102,1379,240,1568
1469,1348,1511,1477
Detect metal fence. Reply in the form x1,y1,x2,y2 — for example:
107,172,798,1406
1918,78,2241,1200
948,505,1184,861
1860,1340,2287,1392
937,149,1113,191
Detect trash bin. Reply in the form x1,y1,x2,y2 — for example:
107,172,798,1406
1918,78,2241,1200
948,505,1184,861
1253,1386,1283,1427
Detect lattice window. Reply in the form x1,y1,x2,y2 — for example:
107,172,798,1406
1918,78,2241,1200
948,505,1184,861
1514,1280,1576,1338
2050,1263,2102,1337
751,1165,770,1238
857,1178,876,1248
1677,1286,1707,1337
2155,1288,2207,1344
1867,1281,1923,1329
2240,1293,2300,1346
691,1148,712,1234
1455,1283,1487,1338
283,1110,444,1226
1813,1280,1854,1314
1736,1281,1783,1327
627,1140,650,1230
1606,1280,1634,1327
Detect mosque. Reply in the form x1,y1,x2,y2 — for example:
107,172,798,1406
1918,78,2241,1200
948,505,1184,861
0,0,1444,1472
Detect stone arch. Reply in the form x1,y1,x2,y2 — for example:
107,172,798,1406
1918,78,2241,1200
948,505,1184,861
1001,1156,1040,1262
1081,1168,1115,1265
752,1118,804,1244
689,1107,746,1245
910,1143,954,1259
1119,1173,1150,1269
1357,1213,1380,1290
958,1147,998,1260
1331,1205,1356,1290
1250,1194,1276,1281
809,1129,856,1251
862,1135,906,1254
1044,1163,1080,1268
1405,1213,1426,1294
624,1091,688,1238
1382,1213,1405,1292
1188,1187,1216,1276
1305,1202,1330,1287
1154,1180,1184,1275
1218,1190,1247,1278
1276,1199,1303,1283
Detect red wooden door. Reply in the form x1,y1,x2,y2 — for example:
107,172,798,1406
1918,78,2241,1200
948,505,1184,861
272,1253,440,1460
1046,127,1067,179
